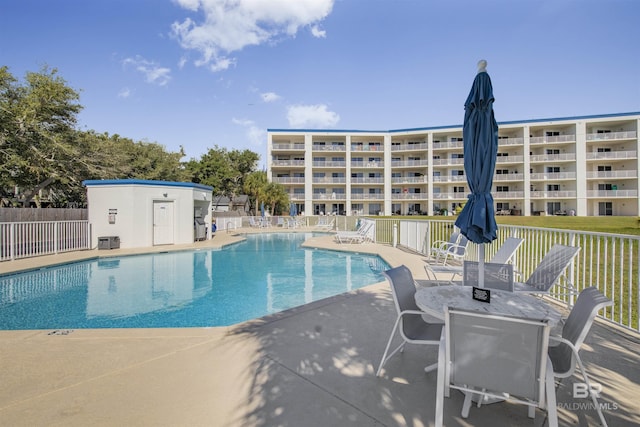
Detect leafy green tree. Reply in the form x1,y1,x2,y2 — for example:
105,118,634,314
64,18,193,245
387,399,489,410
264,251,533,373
243,171,268,215
0,65,82,204
263,181,289,216
186,146,259,197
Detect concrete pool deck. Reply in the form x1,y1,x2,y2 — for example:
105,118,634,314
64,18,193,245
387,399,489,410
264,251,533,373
1,229,639,426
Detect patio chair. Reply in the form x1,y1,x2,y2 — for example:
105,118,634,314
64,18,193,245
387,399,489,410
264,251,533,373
248,217,261,228
548,287,613,427
425,237,523,284
376,265,444,377
431,233,469,266
514,244,581,296
462,261,515,291
316,217,335,230
435,307,557,427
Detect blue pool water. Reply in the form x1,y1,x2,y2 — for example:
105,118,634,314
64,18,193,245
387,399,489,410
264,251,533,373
0,233,389,330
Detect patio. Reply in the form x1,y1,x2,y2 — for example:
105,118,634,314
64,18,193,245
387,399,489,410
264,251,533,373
1,231,639,426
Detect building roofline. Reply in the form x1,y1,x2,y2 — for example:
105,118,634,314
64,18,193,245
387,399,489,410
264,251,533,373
267,111,640,133
82,179,213,191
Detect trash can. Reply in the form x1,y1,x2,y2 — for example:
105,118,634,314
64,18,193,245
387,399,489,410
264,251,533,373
98,236,120,250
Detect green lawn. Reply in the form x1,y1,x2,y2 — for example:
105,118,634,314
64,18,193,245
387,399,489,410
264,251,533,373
401,215,640,236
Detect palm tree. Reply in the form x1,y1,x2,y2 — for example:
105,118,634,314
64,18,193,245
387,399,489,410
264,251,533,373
244,171,268,215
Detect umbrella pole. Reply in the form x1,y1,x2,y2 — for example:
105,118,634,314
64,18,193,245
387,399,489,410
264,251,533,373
478,245,485,288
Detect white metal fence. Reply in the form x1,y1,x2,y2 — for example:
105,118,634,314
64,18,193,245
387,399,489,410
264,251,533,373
388,219,640,334
0,221,90,261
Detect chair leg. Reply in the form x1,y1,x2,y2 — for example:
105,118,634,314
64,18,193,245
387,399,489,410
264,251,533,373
574,356,608,427
545,361,558,427
435,339,446,427
376,317,402,376
461,392,473,418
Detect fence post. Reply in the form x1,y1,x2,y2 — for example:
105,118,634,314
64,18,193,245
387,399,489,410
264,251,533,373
54,221,59,254
393,223,397,248
10,223,15,261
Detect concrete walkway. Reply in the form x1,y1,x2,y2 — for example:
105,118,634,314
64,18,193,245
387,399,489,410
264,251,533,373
1,229,639,426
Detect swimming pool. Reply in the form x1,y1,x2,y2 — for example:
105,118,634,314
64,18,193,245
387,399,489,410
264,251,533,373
0,233,389,330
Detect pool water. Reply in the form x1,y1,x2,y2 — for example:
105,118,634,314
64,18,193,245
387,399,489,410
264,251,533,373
0,233,389,329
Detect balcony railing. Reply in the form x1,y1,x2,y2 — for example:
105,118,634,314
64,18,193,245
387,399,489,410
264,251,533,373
271,160,305,167
391,193,427,200
391,176,428,184
432,141,464,149
351,161,383,168
272,177,305,184
498,137,524,146
432,192,468,200
350,145,383,152
586,170,637,179
586,130,637,141
312,161,346,168
530,153,576,162
586,150,637,160
312,177,346,184
530,172,576,181
391,142,428,151
587,190,638,198
431,175,466,183
350,178,384,184
530,134,576,144
493,173,525,181
312,144,345,151
391,159,429,167
272,143,305,150
350,194,384,200
493,191,525,199
530,191,577,198
432,158,464,166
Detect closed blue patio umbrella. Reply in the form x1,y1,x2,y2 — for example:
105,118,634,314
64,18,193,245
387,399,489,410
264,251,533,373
454,60,499,287
261,202,265,217
290,202,297,217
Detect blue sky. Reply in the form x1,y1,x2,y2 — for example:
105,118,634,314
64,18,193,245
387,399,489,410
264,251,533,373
2,0,639,168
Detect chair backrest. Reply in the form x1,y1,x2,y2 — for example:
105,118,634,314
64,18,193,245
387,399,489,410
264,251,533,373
463,261,514,291
445,307,550,404
525,245,581,292
451,235,468,257
489,237,524,264
553,287,612,374
382,266,425,334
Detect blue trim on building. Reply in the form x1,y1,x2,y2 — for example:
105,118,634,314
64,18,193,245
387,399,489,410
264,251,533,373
82,179,213,192
268,111,640,134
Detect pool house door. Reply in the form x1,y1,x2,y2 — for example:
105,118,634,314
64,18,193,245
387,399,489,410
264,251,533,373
153,201,175,245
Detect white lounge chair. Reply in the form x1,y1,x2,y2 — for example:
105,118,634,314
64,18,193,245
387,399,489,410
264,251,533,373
514,244,580,296
316,217,335,230
425,237,523,284
335,221,373,244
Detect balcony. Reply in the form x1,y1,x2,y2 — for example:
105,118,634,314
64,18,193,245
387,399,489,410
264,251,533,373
312,161,346,168
492,191,525,199
430,175,466,183
272,143,305,150
312,144,345,151
493,173,525,181
271,160,305,167
432,192,468,200
350,193,384,200
530,172,576,181
586,170,638,179
529,134,576,144
351,161,383,168
391,193,427,200
391,142,428,151
587,189,638,198
586,150,637,160
530,153,576,162
530,191,577,198
350,145,383,152
495,155,525,164
312,177,346,184
432,158,464,166
272,177,305,184
586,130,637,141
391,159,428,167
497,137,524,146
350,178,384,185
391,176,428,184
313,193,345,200
432,141,464,150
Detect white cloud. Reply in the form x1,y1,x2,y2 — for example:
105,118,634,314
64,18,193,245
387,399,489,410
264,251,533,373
122,56,171,86
287,104,340,128
171,0,334,72
117,87,131,98
233,117,266,147
261,92,281,103
310,25,326,38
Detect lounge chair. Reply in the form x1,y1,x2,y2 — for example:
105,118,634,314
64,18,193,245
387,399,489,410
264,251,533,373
425,236,523,284
435,307,557,427
334,220,373,244
429,232,469,266
547,286,612,427
376,266,443,376
514,244,580,296
316,217,335,230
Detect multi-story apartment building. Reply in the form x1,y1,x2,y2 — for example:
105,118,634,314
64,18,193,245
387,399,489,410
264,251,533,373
267,112,640,217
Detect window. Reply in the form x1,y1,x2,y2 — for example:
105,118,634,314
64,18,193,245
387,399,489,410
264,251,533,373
546,149,560,155
496,169,508,174
547,202,561,215
547,185,559,191
546,167,560,173
597,148,611,153
597,129,612,134
496,202,509,211
313,157,325,162
545,131,560,137
598,166,612,172
598,184,613,190
496,152,509,157
313,172,325,178
453,186,465,193
496,186,509,192
332,172,344,178
391,172,401,178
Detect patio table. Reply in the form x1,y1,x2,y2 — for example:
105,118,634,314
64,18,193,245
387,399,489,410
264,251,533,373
415,285,562,326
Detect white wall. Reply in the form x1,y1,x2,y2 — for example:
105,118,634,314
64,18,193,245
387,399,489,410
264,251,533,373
86,182,212,249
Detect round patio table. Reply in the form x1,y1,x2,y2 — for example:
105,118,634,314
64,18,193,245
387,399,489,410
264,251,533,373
415,285,562,326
